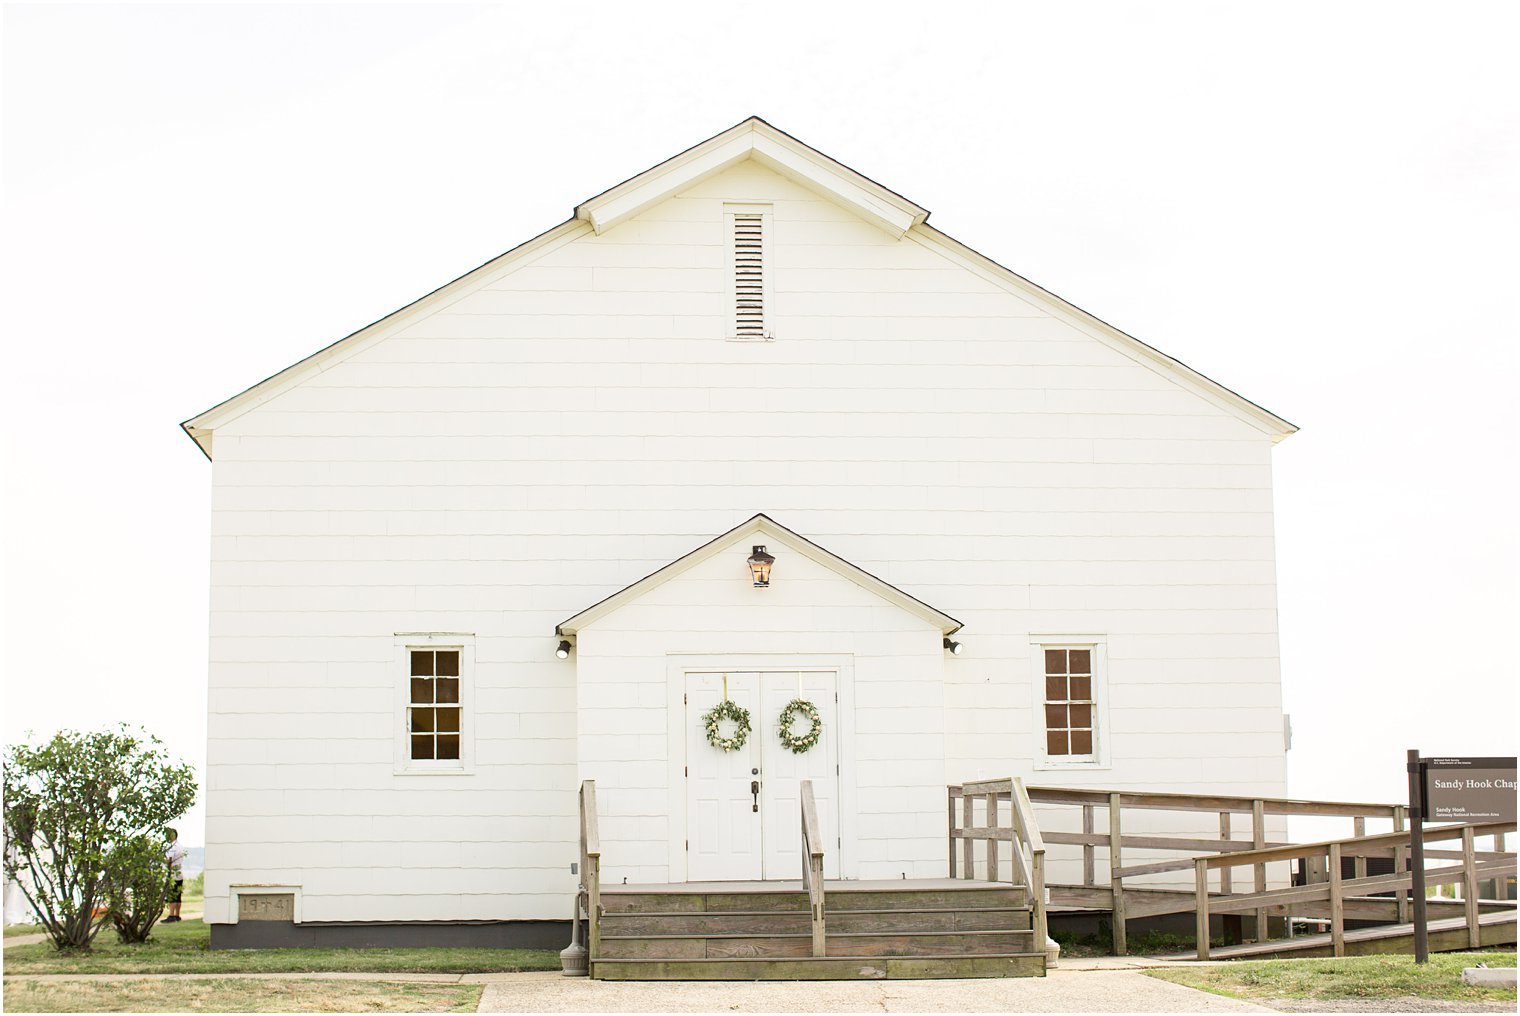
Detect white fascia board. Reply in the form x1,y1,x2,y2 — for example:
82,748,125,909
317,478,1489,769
576,121,927,239
557,513,961,637
180,218,591,452
747,135,922,238
575,131,754,235
907,225,1299,442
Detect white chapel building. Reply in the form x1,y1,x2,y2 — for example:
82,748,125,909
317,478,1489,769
184,117,1297,949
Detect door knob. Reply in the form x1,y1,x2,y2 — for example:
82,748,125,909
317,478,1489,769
750,780,760,812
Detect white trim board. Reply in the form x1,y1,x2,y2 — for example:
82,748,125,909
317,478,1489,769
555,513,962,638
575,118,927,238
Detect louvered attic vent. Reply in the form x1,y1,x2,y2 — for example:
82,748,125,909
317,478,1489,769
733,214,766,338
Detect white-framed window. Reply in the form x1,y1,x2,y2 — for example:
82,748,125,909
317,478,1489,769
1030,636,1110,770
725,203,772,340
394,633,474,774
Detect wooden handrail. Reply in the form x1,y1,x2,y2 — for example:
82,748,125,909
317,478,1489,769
1202,858,1516,915
1116,822,1516,880
1025,784,1400,818
1201,822,1514,870
1011,778,1049,954
947,777,1050,960
799,780,825,957
579,780,601,964
1044,831,1294,853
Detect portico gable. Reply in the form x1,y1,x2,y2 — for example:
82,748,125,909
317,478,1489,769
560,514,960,884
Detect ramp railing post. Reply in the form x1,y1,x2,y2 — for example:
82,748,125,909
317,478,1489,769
1393,806,1410,923
1082,805,1095,887
1251,799,1267,941
1462,826,1480,949
1328,842,1345,957
1194,858,1210,960
1109,792,1126,955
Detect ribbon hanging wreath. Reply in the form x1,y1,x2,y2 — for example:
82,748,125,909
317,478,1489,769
777,698,823,754
703,698,752,752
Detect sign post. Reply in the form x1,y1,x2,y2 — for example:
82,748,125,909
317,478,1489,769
1406,750,1518,964
1406,749,1428,963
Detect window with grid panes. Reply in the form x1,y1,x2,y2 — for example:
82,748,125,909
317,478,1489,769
409,649,461,761
1043,647,1095,758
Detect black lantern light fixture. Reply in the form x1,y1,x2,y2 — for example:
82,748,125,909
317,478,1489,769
555,639,573,659
943,637,963,656
746,545,775,588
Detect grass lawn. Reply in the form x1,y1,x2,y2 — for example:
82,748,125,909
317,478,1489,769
3,978,481,1013
6,876,201,939
2,919,561,976
1146,951,1518,1003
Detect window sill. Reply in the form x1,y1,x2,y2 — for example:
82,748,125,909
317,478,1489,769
393,765,474,777
1033,760,1110,772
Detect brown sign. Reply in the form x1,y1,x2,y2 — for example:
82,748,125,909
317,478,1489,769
1423,757,1517,822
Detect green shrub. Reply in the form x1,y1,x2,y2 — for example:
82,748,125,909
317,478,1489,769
3,727,196,951
106,834,176,944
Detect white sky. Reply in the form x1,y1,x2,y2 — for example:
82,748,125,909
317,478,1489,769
2,2,1516,848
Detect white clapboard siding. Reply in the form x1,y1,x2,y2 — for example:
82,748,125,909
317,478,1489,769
202,158,1289,924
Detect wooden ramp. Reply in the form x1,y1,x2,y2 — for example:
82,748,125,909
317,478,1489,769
1018,783,1516,962
1050,884,1512,924
1179,909,1517,961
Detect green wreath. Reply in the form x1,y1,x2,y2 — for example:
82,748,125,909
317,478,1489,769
703,699,752,752
777,698,823,754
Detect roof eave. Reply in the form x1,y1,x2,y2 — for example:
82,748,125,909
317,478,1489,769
909,224,1299,441
179,217,590,452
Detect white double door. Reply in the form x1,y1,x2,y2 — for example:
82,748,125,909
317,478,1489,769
685,671,841,882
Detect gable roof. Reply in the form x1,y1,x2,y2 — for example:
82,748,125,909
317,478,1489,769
181,116,1296,458
555,513,963,638
575,118,928,238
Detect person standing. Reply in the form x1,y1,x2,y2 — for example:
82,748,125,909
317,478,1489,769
163,828,186,923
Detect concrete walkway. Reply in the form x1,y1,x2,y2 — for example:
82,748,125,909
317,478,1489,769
473,969,1275,1013
1,968,1271,1013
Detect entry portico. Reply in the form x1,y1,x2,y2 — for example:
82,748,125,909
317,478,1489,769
559,513,961,886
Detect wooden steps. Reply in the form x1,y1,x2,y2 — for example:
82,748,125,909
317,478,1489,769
593,881,1046,980
593,954,1047,980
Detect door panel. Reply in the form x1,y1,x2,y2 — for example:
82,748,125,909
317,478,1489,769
685,673,762,880
685,670,842,881
758,672,841,879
